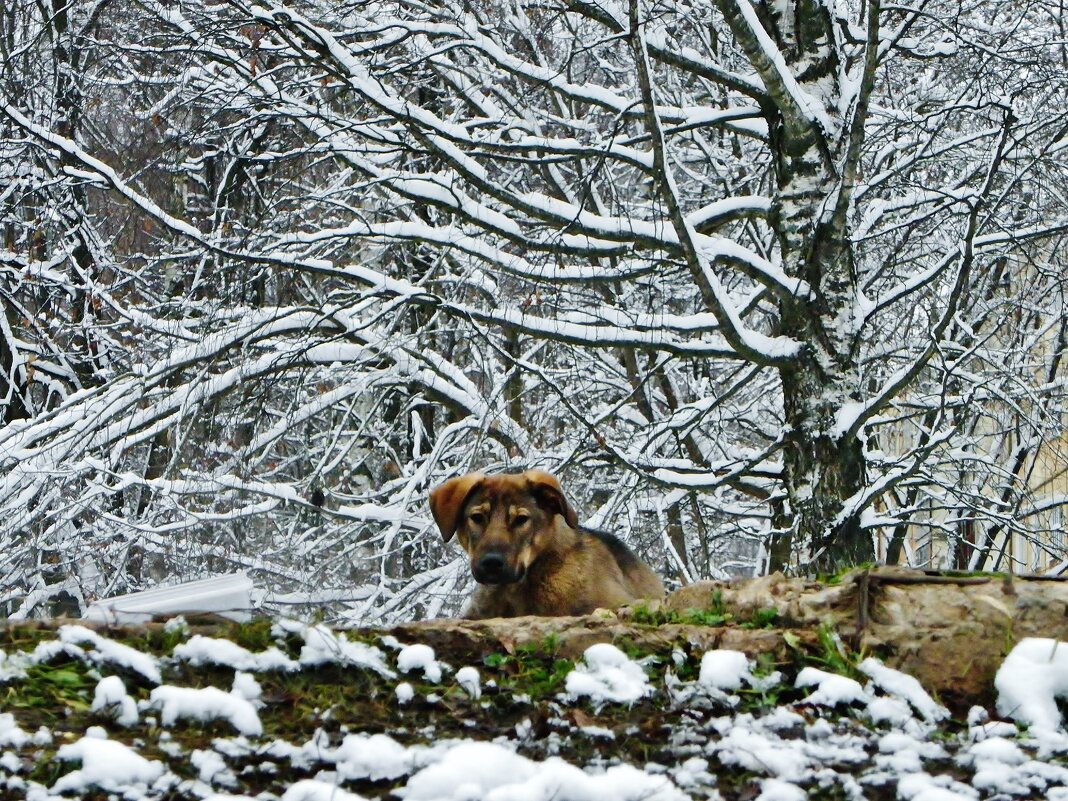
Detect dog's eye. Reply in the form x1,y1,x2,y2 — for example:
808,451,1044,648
512,514,530,527
468,512,486,527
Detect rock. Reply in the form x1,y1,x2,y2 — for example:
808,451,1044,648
664,572,856,628
386,612,816,664
383,568,1068,709
863,572,1068,706
28,567,1068,712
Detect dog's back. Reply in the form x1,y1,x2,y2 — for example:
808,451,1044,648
584,528,664,601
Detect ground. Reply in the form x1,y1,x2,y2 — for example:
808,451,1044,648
4,572,1068,800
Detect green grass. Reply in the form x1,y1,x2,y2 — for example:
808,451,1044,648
7,660,95,712
817,562,876,585
936,569,1008,579
630,593,779,629
740,606,780,629
808,623,865,681
736,651,791,711
484,636,576,697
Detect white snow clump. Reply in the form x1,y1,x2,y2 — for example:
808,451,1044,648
149,685,263,737
91,675,139,727
397,643,443,683
53,727,164,794
995,637,1068,731
565,642,652,704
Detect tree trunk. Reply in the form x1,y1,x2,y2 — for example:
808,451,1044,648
781,362,872,572
0,303,30,424
717,0,879,573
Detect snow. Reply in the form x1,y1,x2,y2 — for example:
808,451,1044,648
174,635,298,673
860,657,949,722
455,666,481,699
795,666,867,707
280,780,367,801
756,777,806,801
895,772,977,800
868,695,917,726
396,741,687,801
192,747,237,786
92,675,139,727
564,643,652,705
326,732,429,781
966,736,1027,766
397,643,443,683
794,658,952,727
149,685,264,737
0,714,30,749
2,623,1068,800
295,623,395,677
731,0,836,134
53,728,165,794
995,638,1068,731
59,624,162,684
231,671,263,703
698,649,755,691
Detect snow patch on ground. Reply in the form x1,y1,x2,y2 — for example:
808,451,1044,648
322,732,439,782
565,643,652,705
395,681,415,703
149,686,263,737
174,635,298,672
192,746,238,787
59,624,162,684
0,714,30,749
231,671,263,703
92,675,139,727
396,740,687,801
53,728,165,795
279,779,367,801
996,638,1068,731
397,643,443,683
294,623,395,677
455,665,481,699
861,657,948,722
698,649,752,691
795,666,867,707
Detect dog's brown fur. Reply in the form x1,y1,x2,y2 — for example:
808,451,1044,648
429,470,663,618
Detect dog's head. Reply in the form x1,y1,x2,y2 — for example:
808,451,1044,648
429,470,579,585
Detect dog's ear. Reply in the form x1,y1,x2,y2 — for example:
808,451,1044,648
524,469,579,528
429,473,485,542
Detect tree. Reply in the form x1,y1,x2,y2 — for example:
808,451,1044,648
0,0,1066,619
205,0,1065,572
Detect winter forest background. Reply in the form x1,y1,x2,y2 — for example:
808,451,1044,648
1,0,1067,622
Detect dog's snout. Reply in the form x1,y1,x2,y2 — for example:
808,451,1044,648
478,552,506,578
473,551,522,584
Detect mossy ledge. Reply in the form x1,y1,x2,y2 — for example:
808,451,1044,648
3,567,1068,799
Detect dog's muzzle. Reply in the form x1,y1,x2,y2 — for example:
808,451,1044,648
473,552,524,584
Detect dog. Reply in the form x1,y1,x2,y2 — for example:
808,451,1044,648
429,469,663,618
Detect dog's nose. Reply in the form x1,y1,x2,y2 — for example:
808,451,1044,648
478,553,506,579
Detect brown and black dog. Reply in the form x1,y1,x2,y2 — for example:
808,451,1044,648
429,469,663,618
